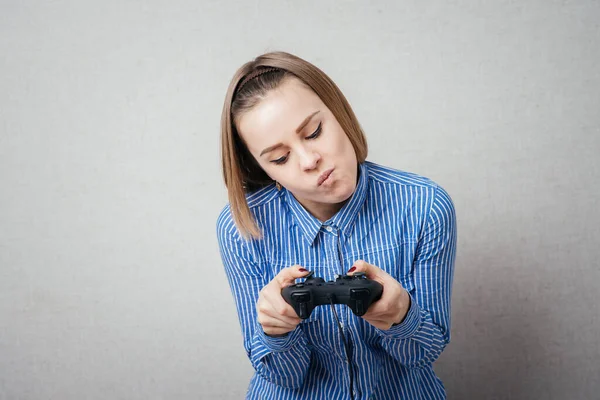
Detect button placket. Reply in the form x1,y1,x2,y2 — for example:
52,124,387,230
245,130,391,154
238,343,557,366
320,226,347,363
333,226,359,399
326,225,357,389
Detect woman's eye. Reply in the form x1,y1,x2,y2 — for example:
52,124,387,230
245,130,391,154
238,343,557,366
306,122,322,139
272,154,289,165
269,123,321,165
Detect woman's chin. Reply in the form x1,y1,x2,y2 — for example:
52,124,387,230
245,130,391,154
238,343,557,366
324,182,356,204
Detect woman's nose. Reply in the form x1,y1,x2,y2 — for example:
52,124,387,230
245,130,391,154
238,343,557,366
299,149,321,171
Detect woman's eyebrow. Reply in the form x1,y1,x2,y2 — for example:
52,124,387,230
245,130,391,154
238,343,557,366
295,110,320,133
260,111,320,157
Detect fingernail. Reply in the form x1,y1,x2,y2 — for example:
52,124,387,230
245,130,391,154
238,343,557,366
299,268,308,272
347,266,356,273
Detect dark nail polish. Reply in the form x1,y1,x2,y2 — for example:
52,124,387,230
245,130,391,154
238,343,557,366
347,266,356,273
299,268,308,272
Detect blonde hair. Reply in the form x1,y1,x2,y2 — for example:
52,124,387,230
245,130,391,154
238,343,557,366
220,51,368,239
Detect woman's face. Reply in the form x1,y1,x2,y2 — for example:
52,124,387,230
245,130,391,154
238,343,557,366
236,77,358,221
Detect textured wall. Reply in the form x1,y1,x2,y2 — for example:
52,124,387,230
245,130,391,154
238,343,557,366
1,1,599,399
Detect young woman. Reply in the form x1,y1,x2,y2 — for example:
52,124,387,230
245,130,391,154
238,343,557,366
217,51,457,399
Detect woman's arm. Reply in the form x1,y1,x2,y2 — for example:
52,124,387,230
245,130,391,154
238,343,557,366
351,186,457,368
379,185,457,367
217,219,311,388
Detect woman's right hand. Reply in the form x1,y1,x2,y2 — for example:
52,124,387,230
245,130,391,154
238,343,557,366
256,266,311,337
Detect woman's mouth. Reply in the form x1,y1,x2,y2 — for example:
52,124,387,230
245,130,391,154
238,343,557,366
317,168,334,186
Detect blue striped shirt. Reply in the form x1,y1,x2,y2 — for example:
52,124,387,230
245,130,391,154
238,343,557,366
217,161,457,399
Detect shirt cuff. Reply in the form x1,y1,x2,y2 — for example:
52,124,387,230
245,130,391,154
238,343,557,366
255,321,304,352
377,293,422,339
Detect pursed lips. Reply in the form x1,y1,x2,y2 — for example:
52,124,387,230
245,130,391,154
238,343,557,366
317,168,334,186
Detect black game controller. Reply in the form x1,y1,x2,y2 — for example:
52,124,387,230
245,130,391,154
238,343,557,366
281,271,383,319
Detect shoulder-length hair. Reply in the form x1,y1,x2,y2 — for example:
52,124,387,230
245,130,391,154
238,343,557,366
220,51,368,239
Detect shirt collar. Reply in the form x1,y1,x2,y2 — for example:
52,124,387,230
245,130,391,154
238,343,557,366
283,162,369,245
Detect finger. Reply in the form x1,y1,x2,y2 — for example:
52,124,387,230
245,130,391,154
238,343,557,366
257,300,302,332
263,326,296,336
272,292,305,320
347,260,387,284
369,320,395,330
359,314,389,329
259,300,302,325
258,313,300,330
364,282,407,314
361,303,384,319
360,299,393,321
274,265,311,288
261,285,304,320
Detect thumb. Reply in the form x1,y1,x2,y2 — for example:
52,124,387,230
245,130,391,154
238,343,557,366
347,260,386,283
275,265,311,288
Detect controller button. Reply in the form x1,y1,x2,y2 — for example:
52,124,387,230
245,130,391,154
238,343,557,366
351,289,370,315
355,299,365,315
350,288,369,299
299,302,308,319
292,293,310,302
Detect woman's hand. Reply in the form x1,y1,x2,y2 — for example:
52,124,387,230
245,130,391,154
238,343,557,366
348,260,411,330
256,266,311,337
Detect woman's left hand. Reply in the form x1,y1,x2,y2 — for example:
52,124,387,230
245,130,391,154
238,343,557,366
348,260,411,330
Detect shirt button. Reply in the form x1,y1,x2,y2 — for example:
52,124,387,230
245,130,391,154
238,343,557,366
324,226,333,232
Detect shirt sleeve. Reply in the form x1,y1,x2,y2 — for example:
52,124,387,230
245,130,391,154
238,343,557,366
217,217,311,388
375,185,457,368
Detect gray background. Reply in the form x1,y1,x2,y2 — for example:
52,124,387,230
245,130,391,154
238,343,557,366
1,1,599,399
